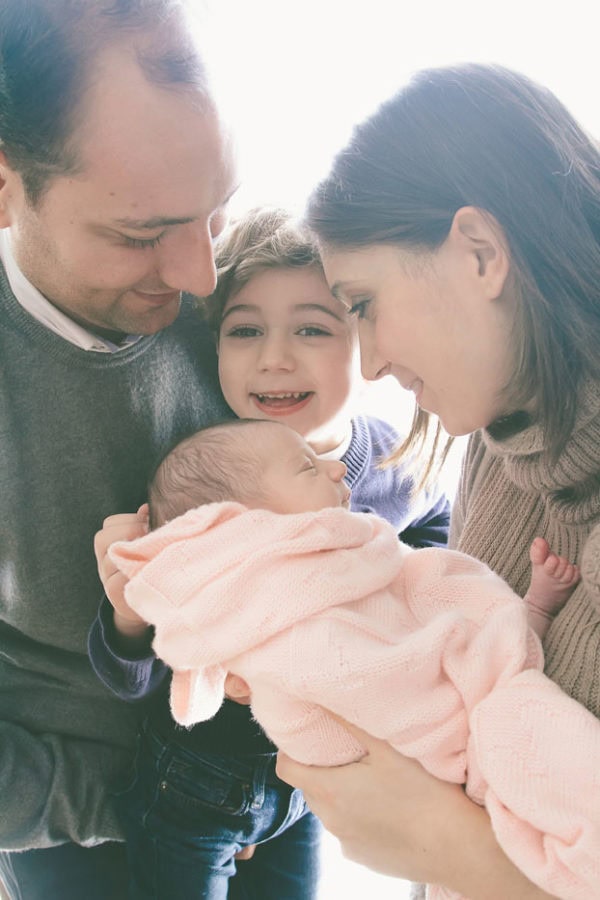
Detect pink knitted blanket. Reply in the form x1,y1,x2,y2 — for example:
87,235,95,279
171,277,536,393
110,502,600,899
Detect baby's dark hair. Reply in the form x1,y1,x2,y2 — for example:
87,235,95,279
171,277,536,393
149,419,278,528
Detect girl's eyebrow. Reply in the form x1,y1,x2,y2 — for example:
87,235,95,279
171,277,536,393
221,302,345,323
294,303,345,321
220,303,257,321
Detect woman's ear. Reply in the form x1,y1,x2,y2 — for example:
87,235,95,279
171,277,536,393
449,206,510,300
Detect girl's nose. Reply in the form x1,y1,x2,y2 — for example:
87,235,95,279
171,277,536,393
258,337,295,371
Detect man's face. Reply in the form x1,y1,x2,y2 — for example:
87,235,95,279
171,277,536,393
0,42,238,335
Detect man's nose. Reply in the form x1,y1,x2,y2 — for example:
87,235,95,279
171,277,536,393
156,223,218,297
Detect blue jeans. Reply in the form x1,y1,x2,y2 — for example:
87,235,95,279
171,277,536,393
0,841,129,900
116,723,321,899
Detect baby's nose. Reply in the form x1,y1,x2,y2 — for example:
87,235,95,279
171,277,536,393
328,460,347,481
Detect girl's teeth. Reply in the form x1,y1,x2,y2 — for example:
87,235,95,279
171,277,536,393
259,392,305,400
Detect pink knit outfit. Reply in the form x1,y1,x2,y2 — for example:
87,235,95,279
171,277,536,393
110,502,600,900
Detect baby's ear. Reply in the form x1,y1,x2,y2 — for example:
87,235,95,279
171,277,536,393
581,524,600,610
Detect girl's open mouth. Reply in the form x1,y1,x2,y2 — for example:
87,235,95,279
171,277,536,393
251,391,313,415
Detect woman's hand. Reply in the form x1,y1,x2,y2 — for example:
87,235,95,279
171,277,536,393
277,720,461,883
276,718,556,899
94,505,150,636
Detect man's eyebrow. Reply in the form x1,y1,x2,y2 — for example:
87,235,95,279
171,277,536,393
112,185,241,232
111,215,197,230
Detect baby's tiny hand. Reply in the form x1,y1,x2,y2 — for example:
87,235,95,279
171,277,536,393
94,506,150,630
225,674,251,705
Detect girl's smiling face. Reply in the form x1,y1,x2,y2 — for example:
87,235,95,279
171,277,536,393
217,265,359,453
321,218,517,436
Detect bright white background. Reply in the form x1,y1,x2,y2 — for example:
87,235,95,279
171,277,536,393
192,3,598,896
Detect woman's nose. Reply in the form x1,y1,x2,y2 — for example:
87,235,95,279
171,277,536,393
358,328,390,381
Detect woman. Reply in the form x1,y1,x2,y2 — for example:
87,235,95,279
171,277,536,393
276,63,600,898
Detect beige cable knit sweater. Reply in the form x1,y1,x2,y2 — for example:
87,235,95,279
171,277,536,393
450,377,600,719
406,380,600,900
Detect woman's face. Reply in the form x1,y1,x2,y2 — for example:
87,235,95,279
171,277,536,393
321,237,516,436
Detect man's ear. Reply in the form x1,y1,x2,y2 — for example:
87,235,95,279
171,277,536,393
449,206,510,300
0,150,20,228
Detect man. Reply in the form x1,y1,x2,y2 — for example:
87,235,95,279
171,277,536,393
0,1,237,895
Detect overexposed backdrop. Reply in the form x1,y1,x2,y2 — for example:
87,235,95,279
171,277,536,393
199,0,599,213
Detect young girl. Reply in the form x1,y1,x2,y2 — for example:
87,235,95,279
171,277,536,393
89,208,450,899
204,206,450,545
275,62,600,900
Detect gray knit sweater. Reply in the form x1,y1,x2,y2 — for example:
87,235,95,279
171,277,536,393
0,264,231,849
450,378,600,718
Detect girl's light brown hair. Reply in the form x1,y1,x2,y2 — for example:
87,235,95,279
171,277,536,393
201,207,323,334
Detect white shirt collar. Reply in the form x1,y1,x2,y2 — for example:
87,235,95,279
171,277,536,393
0,228,142,353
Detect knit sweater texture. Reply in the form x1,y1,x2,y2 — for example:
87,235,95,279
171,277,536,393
450,378,600,719
88,413,450,757
343,415,450,548
0,262,230,849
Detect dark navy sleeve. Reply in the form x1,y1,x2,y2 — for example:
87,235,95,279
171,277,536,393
87,595,168,701
344,416,450,549
398,491,451,548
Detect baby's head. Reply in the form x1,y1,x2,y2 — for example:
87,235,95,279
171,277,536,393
201,207,359,454
149,419,350,528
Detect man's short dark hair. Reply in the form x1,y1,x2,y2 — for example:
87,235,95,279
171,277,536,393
0,0,207,202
